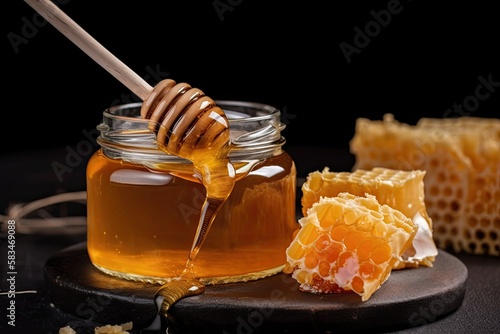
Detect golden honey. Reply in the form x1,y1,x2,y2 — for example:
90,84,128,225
86,101,298,284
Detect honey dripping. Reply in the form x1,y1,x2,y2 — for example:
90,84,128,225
140,79,242,317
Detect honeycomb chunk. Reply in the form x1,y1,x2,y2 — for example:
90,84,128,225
286,193,417,301
301,167,438,268
350,114,500,256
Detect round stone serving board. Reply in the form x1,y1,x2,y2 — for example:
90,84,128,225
44,242,467,333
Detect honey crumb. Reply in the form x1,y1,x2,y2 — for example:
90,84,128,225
59,322,133,334
94,322,133,334
59,326,76,334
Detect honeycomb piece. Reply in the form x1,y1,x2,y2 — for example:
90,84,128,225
301,167,438,268
286,193,417,301
350,114,500,256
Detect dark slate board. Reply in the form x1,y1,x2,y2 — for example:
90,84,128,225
44,242,467,333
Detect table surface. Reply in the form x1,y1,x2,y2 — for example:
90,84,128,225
1,146,499,334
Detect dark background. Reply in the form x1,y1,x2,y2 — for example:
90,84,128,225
4,0,499,153
2,0,500,209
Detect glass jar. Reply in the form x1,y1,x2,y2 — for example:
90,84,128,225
86,101,298,284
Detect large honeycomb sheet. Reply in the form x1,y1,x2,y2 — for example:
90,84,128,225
350,114,500,256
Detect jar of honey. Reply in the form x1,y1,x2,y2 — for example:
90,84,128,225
86,101,298,284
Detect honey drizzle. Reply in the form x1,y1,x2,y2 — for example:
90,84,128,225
141,79,238,322
181,149,236,277
153,133,236,327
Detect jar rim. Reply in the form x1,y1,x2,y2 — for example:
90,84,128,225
104,100,282,122
98,100,287,162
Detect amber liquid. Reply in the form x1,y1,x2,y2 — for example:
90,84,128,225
86,150,298,283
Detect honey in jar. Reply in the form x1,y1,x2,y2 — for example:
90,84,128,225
86,101,298,284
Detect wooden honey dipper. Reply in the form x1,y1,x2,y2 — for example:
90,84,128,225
23,0,231,159
23,1,235,320
142,78,231,162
